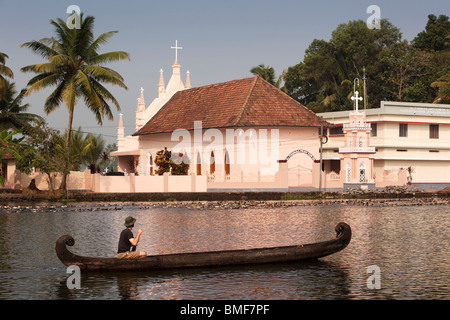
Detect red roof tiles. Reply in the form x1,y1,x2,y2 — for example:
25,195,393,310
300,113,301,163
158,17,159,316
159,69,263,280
134,76,325,136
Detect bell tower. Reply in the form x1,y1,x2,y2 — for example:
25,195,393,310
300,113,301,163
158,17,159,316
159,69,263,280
339,81,375,189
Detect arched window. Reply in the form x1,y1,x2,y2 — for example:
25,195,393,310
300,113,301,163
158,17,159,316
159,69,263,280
224,150,230,176
346,163,351,183
148,153,153,175
196,152,201,175
359,163,366,183
210,151,215,174
358,137,364,147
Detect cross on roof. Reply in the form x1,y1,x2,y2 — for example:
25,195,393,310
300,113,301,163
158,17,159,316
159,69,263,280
351,90,363,112
171,40,183,62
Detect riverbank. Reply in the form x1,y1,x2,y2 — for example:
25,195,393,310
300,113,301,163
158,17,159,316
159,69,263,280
0,190,448,213
1,184,449,203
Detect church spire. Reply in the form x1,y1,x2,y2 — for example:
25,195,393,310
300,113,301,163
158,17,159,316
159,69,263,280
185,70,191,89
158,69,166,97
117,113,125,150
137,87,145,112
171,40,182,64
136,87,146,130
166,40,185,92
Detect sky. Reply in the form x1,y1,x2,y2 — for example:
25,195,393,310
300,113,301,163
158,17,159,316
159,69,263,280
0,0,449,144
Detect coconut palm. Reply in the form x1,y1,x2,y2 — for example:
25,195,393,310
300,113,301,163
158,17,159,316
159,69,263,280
21,14,130,189
0,52,14,101
250,64,285,90
82,132,106,173
431,71,450,103
0,80,43,131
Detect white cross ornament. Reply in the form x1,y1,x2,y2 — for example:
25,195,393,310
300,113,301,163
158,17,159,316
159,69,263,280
351,90,363,112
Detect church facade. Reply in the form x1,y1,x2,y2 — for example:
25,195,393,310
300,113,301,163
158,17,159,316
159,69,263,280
110,44,326,191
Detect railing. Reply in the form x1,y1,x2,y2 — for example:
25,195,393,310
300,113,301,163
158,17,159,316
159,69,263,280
339,146,376,153
343,123,372,131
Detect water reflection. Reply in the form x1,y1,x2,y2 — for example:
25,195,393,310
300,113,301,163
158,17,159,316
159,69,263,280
0,203,449,299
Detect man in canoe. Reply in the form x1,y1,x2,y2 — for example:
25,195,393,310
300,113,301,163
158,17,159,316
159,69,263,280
117,216,147,258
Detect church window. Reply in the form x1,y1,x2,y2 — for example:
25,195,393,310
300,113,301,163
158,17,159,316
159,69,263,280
224,150,230,176
359,163,366,183
346,164,351,183
210,151,215,174
149,153,153,175
196,152,201,175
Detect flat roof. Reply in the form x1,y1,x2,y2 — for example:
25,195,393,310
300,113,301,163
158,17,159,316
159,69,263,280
318,101,450,119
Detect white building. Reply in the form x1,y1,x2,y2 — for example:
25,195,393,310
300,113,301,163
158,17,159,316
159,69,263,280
318,101,450,190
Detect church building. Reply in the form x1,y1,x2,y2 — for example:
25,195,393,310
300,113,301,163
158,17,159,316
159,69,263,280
111,41,327,191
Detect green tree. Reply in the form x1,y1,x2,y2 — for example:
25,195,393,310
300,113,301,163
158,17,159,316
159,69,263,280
104,143,118,172
0,80,43,132
0,129,30,186
431,71,450,103
21,13,130,190
283,19,402,111
154,148,172,176
154,147,190,176
380,40,432,101
82,133,106,173
0,52,14,102
16,120,65,190
250,64,285,90
412,14,450,52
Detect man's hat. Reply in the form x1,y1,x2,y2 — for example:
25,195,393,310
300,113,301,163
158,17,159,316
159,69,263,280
124,216,136,227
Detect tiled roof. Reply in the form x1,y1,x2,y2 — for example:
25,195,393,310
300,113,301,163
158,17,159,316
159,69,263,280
1,149,15,160
133,76,326,136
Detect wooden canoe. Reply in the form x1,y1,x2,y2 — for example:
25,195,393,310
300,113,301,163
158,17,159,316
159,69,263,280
55,222,351,272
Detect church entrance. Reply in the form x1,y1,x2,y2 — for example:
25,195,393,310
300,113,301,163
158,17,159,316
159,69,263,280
282,149,317,188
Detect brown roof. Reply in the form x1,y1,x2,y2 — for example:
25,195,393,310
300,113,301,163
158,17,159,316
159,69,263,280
134,76,326,136
1,149,15,160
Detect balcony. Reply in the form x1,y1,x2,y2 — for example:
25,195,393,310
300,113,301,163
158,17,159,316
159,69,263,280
339,146,376,153
343,123,372,131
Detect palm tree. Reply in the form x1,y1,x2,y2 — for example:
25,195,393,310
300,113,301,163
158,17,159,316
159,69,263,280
0,80,43,131
431,71,450,103
82,133,106,173
250,64,286,90
0,52,14,101
21,14,130,189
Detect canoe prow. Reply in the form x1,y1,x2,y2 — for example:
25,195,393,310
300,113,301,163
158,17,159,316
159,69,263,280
56,222,351,272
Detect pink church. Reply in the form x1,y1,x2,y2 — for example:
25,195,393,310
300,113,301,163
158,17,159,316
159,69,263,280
109,42,327,192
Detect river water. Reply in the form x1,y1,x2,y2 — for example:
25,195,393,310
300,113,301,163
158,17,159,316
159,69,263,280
0,202,448,300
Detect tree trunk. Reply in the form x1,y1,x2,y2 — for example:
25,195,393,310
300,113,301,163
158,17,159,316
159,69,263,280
59,106,75,190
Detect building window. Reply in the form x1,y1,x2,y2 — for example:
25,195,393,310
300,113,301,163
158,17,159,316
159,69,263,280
399,123,408,137
429,124,439,139
371,123,377,137
346,164,351,183
210,151,215,174
358,137,363,147
196,152,201,175
329,125,343,135
224,151,230,176
359,163,366,183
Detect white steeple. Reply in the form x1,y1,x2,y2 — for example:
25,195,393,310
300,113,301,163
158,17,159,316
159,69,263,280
158,69,166,98
117,113,125,149
166,40,185,93
136,87,146,130
185,70,191,89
